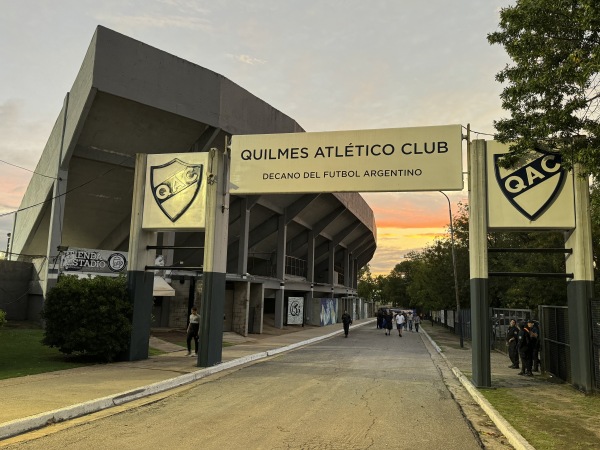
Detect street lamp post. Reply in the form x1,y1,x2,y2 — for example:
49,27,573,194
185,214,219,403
440,191,463,348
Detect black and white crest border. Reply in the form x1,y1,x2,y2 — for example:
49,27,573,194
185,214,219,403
150,158,203,223
493,151,566,221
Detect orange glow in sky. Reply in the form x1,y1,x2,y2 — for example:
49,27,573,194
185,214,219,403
362,191,467,275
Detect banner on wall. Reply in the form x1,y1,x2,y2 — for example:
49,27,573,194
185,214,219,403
320,298,337,326
287,297,304,325
60,248,127,276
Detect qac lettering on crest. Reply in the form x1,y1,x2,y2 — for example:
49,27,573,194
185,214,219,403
150,158,203,222
494,152,566,221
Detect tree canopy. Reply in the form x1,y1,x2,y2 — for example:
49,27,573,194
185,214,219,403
488,0,600,176
357,200,578,314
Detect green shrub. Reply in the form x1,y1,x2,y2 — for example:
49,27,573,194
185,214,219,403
0,309,6,327
41,275,132,362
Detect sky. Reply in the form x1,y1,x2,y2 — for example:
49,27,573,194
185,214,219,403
0,0,512,274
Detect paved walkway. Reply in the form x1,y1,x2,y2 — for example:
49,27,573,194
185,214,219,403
0,319,538,448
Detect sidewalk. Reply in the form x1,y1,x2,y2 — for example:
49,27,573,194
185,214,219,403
0,319,558,448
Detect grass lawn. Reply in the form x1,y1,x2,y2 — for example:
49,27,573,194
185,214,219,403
0,323,237,380
0,323,93,380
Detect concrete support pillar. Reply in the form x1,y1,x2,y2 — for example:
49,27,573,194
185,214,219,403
274,215,286,328
237,198,250,275
233,281,250,336
565,164,595,393
468,139,490,388
127,154,157,361
347,252,354,291
307,231,315,283
343,248,350,288
44,169,69,296
327,242,335,287
249,283,264,334
157,232,175,326
161,232,175,278
44,93,70,297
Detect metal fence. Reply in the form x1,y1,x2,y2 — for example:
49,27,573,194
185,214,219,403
490,308,531,352
540,305,570,383
438,304,592,388
591,300,600,391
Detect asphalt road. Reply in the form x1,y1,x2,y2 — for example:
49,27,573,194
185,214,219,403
4,326,490,450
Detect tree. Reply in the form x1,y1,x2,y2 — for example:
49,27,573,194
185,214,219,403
357,264,377,301
406,241,458,311
488,0,600,176
42,275,132,362
382,261,413,308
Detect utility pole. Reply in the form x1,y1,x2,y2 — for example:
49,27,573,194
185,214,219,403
440,191,463,348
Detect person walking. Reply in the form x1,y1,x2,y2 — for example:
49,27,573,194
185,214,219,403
385,310,393,336
377,309,383,329
395,311,405,337
342,310,352,337
407,311,414,332
518,320,533,376
506,319,520,369
413,314,421,332
186,306,200,357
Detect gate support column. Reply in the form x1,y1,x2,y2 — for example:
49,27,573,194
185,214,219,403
469,139,491,388
199,147,230,367
565,164,594,393
127,154,157,361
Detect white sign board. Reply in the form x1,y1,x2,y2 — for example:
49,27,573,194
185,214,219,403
287,297,304,325
60,248,127,276
486,141,575,229
142,153,209,230
230,125,463,194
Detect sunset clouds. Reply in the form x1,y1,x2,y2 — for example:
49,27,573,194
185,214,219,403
0,0,510,259
363,191,468,275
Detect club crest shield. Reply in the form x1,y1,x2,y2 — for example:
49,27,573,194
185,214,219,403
150,158,203,222
494,152,566,221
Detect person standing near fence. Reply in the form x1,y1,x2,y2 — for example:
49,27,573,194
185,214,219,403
506,319,520,369
186,306,200,357
518,320,533,376
529,319,541,372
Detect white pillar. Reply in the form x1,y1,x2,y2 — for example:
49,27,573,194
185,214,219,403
468,139,491,388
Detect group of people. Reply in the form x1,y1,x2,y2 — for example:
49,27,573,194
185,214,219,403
506,318,541,376
377,310,421,337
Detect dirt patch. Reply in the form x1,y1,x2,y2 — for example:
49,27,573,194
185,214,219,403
151,329,186,345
